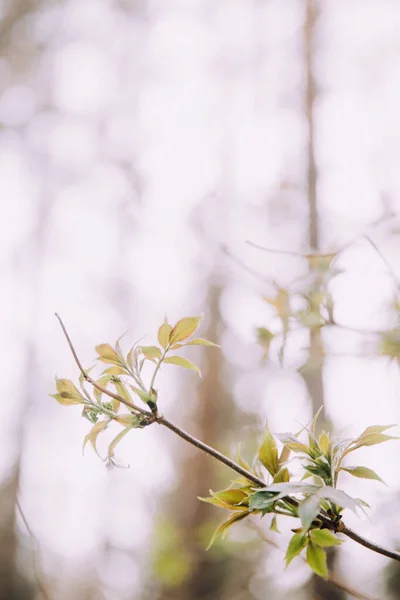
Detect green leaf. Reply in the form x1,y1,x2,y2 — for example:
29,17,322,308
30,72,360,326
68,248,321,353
93,374,112,403
340,466,386,485
270,515,280,533
285,532,308,567
115,413,141,426
249,491,278,512
102,365,129,376
298,494,321,531
306,543,328,579
83,421,108,457
359,424,397,437
199,489,249,510
258,423,279,476
163,356,202,377
129,385,153,406
318,431,331,455
112,379,133,412
355,433,399,448
206,511,249,550
276,433,311,455
140,346,162,359
182,338,220,347
170,316,202,344
309,529,342,547
317,486,361,514
158,320,172,348
52,378,85,405
95,343,122,365
273,467,290,483
310,406,323,435
108,426,133,458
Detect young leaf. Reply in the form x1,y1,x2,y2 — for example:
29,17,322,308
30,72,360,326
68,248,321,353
306,543,328,579
258,423,279,476
310,406,323,435
276,434,311,455
83,421,108,457
158,321,172,348
309,529,342,548
140,346,162,359
317,486,361,514
108,426,133,458
285,532,308,567
270,515,280,533
102,365,129,376
163,356,201,377
129,385,153,406
170,316,202,344
298,494,321,531
318,431,331,455
183,338,220,347
112,378,134,412
51,378,85,405
199,489,249,511
249,491,277,512
95,344,122,365
340,466,386,485
273,467,290,483
206,511,249,550
115,414,141,426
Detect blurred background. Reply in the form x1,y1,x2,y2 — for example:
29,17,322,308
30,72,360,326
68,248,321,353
1,0,400,598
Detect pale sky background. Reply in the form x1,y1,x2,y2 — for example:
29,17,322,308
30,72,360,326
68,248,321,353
1,1,400,599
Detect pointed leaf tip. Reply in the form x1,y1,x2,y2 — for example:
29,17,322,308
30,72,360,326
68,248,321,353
170,316,202,344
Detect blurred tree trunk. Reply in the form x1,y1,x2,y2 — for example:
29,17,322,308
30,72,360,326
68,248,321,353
302,3,344,599
148,285,257,600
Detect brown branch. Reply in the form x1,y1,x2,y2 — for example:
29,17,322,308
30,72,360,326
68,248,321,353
55,314,400,564
55,313,149,416
338,523,400,562
249,521,378,600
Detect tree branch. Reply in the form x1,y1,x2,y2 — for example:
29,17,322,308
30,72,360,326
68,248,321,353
55,314,400,564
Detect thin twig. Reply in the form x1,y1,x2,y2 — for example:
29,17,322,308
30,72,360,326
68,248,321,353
364,235,400,289
16,498,52,600
338,523,400,562
249,521,378,600
55,315,400,564
55,314,149,416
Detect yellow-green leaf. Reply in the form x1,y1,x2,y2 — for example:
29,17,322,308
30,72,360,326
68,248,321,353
95,343,122,365
115,414,140,426
270,515,280,533
211,489,248,506
273,467,290,483
306,542,328,579
163,356,201,377
129,385,153,405
108,426,133,458
50,393,83,406
340,466,386,485
184,338,220,347
170,316,202,344
285,532,308,566
158,321,172,348
258,423,279,476
83,421,108,457
52,378,85,405
309,529,342,548
206,511,249,550
102,365,128,376
112,379,134,412
140,346,162,359
318,431,331,455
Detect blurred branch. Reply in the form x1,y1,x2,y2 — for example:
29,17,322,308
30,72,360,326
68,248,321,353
249,521,378,600
364,235,400,289
55,315,400,564
16,498,52,600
